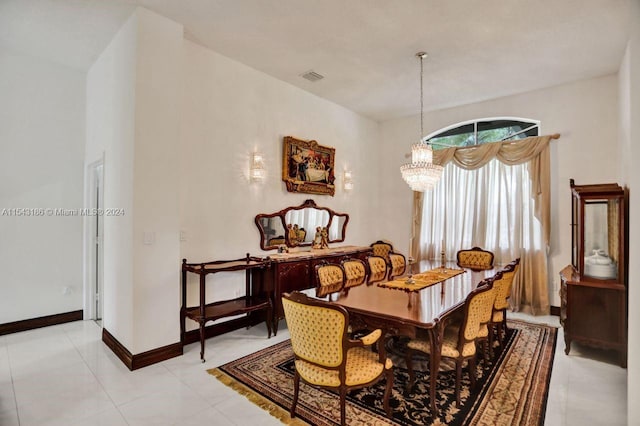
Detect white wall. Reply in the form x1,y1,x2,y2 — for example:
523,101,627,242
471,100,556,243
379,74,620,307
179,40,381,313
131,8,182,353
86,8,381,350
86,12,138,349
0,47,85,323
86,8,183,354
621,0,640,422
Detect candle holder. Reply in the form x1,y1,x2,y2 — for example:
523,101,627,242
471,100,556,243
405,256,416,284
440,248,446,269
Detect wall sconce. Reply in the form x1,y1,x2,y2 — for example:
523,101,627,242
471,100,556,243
343,170,354,192
250,151,265,182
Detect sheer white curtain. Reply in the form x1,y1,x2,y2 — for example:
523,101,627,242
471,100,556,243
418,158,549,314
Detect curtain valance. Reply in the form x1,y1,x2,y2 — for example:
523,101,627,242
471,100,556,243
433,134,557,170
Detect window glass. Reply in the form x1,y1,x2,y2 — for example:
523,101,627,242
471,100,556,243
427,118,539,150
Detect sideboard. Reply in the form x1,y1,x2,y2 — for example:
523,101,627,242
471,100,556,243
264,245,372,334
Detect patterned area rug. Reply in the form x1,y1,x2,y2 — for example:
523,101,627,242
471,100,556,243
208,320,556,425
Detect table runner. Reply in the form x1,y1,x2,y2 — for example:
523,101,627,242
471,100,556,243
378,267,465,292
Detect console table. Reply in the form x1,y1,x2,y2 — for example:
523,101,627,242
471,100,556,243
264,245,372,334
181,254,272,362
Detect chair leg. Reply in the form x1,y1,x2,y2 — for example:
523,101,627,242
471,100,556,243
405,348,416,392
488,325,495,356
468,356,477,389
502,313,509,337
384,367,393,418
482,340,490,366
495,322,504,347
291,372,300,418
339,388,347,426
455,360,463,407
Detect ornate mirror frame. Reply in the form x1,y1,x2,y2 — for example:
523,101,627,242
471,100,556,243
255,200,349,251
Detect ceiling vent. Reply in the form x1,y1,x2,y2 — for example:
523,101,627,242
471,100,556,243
301,70,324,82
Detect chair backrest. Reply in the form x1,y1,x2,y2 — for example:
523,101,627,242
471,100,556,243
315,262,345,298
475,272,502,329
370,240,394,263
282,292,348,368
456,247,495,270
268,236,286,246
388,252,407,280
493,258,521,310
366,255,388,283
459,275,499,343
341,258,367,289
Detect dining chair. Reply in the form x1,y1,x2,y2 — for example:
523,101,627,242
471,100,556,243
473,273,501,366
315,262,345,300
341,258,368,291
456,247,495,270
387,252,407,280
268,236,286,246
366,255,388,284
282,292,393,426
491,258,521,346
370,240,394,264
405,276,497,407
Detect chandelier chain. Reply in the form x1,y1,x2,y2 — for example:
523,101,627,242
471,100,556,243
400,51,443,192
420,53,424,141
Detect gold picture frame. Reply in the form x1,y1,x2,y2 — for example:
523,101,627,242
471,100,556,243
282,136,335,196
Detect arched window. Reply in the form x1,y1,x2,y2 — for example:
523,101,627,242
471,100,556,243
417,117,549,314
426,117,540,149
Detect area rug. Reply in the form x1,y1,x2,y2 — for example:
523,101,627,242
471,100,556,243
208,319,556,425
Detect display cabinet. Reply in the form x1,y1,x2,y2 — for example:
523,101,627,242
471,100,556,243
560,179,627,367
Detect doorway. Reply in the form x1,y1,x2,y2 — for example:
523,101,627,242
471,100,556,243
85,160,104,323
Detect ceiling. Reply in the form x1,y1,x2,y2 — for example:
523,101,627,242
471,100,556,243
0,0,631,121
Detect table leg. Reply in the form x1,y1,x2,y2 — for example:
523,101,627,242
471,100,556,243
428,325,443,416
199,322,206,363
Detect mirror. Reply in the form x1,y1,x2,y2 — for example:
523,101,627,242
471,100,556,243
255,200,349,250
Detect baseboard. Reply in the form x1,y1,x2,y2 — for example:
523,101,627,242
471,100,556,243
550,306,560,316
102,328,183,371
0,310,83,336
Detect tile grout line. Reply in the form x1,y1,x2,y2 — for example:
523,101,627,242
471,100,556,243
62,321,132,426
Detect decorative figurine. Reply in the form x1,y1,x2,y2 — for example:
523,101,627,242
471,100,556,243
312,227,323,249
320,227,329,249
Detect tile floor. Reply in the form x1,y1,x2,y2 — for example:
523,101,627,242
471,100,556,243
0,314,627,425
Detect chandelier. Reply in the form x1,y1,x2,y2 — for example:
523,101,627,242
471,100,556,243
400,52,443,192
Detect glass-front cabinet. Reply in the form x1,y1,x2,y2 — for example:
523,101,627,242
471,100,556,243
571,179,625,282
561,179,627,367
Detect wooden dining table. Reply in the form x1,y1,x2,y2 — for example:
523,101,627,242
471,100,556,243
328,260,498,415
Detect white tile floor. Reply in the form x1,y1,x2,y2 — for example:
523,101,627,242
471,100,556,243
0,314,627,426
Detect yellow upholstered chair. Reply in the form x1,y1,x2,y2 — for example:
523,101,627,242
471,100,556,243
315,262,345,300
268,236,286,246
282,292,393,426
405,277,498,407
341,258,368,291
366,255,388,284
491,258,521,346
456,247,495,270
473,274,500,366
388,252,407,280
370,240,394,264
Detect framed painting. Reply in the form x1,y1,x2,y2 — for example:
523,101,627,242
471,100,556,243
282,136,336,196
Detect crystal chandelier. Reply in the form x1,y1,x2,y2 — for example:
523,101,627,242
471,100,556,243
400,52,443,192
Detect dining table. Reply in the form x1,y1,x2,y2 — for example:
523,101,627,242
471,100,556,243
327,260,498,415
